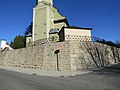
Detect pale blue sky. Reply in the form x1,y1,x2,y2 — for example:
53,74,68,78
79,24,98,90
0,0,120,43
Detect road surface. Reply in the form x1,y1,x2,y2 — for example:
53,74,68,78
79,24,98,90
0,64,120,90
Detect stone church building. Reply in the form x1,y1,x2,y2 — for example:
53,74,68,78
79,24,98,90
26,0,92,45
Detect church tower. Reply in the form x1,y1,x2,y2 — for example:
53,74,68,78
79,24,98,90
33,0,54,41
26,0,69,45
26,0,92,47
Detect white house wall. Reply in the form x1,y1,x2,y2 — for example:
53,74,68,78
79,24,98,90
65,28,91,37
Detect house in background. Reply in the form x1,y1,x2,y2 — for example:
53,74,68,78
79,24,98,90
0,39,13,52
26,0,92,46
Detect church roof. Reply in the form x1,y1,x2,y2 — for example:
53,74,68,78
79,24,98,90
63,26,92,30
54,18,70,27
52,7,66,21
25,33,32,37
49,29,59,34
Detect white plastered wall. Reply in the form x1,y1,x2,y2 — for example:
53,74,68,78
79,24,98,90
65,28,91,36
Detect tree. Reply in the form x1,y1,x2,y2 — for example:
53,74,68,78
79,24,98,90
24,22,33,36
10,35,25,49
96,39,120,48
115,41,120,48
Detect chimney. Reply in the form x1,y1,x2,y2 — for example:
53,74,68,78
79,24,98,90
0,39,7,49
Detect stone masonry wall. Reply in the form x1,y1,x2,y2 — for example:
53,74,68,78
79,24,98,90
0,42,71,71
69,41,120,71
0,41,120,71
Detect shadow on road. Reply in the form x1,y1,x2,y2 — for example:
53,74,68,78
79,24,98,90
91,63,120,76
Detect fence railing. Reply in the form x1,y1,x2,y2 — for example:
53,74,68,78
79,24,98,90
26,36,59,47
64,35,103,42
26,35,106,47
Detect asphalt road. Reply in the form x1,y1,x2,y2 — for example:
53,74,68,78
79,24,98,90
0,64,120,90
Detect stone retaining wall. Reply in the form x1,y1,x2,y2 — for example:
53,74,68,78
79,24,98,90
0,41,120,71
69,41,120,70
0,42,71,71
